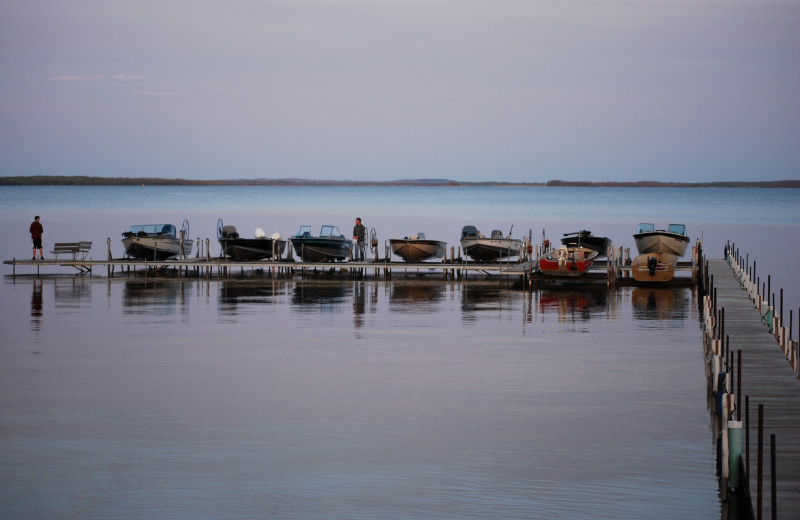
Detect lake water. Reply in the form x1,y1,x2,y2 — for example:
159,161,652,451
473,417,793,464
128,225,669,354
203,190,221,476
2,185,799,519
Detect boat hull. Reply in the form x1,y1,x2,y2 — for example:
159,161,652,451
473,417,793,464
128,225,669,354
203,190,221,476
389,239,447,262
631,252,678,283
122,237,193,261
633,232,689,256
219,238,286,261
291,237,351,262
460,238,522,262
560,231,611,257
539,247,598,277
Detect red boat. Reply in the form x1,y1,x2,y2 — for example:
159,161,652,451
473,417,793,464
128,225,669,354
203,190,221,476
539,246,599,277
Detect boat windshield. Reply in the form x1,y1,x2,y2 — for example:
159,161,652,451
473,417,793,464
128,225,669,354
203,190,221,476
668,224,686,235
294,225,312,237
130,224,175,236
320,225,341,237
461,225,478,238
636,223,655,233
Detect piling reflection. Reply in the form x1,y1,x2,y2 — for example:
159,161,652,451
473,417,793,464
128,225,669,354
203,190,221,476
52,277,91,308
30,279,42,331
631,288,690,324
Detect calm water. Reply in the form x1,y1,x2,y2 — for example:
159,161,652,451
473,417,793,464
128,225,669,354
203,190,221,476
2,185,799,519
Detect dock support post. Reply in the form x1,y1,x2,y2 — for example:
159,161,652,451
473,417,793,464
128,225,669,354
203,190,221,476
757,403,763,520
728,421,743,491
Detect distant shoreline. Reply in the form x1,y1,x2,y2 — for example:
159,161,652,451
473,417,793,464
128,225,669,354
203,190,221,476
1,175,798,188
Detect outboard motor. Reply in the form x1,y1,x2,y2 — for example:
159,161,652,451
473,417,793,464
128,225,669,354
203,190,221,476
647,256,658,276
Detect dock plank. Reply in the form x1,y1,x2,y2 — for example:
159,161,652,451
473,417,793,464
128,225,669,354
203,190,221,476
707,259,800,519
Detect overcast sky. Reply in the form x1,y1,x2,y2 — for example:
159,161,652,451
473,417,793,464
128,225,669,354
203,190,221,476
1,0,798,182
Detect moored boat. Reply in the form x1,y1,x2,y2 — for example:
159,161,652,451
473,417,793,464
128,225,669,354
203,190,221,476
633,223,689,257
121,220,193,260
538,246,599,277
389,233,447,262
631,252,678,283
560,230,611,257
290,225,352,262
460,225,522,262
217,219,285,261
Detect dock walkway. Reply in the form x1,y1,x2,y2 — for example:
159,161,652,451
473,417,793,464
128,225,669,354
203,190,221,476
706,259,800,519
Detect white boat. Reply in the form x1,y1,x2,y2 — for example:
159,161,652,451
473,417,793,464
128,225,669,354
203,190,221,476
460,225,522,262
389,233,447,262
121,220,193,260
633,223,689,257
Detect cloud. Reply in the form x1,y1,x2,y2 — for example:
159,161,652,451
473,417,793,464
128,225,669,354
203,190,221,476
111,74,146,81
47,74,105,82
132,91,185,96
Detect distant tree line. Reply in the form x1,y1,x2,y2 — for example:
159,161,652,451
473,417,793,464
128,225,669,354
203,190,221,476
0,175,798,188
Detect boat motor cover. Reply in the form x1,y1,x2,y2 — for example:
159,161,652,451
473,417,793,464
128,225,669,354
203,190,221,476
255,228,266,239
461,225,478,238
222,225,239,238
271,233,282,240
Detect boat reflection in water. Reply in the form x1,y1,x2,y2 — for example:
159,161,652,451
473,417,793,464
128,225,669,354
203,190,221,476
218,280,287,318
389,281,446,312
460,283,518,323
536,287,609,323
631,288,691,325
122,280,182,316
291,281,348,311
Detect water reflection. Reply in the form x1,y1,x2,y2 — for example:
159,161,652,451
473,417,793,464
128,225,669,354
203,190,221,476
461,283,516,323
30,279,42,331
218,280,286,317
537,287,609,323
389,281,446,312
291,281,347,312
631,288,690,323
123,280,180,316
52,277,91,309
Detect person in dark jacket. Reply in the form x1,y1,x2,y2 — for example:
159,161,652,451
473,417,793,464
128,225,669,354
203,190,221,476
353,217,366,260
30,215,44,260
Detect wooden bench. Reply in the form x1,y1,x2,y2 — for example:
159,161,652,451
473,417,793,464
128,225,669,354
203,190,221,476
51,241,92,261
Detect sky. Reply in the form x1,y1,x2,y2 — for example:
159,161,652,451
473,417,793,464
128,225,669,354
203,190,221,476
1,0,798,183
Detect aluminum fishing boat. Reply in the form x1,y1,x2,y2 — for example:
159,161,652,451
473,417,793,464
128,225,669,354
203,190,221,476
560,230,611,257
460,225,522,262
631,252,679,283
121,220,193,261
217,219,285,261
290,225,352,262
633,223,689,257
389,233,447,262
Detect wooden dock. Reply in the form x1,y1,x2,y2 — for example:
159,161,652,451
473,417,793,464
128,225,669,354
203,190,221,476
705,258,800,519
2,256,698,287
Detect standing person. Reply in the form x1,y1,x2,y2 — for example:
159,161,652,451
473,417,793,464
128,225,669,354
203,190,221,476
30,215,44,260
353,217,366,260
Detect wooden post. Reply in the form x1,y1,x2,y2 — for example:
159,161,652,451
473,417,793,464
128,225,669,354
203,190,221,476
771,434,777,520
757,403,763,520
